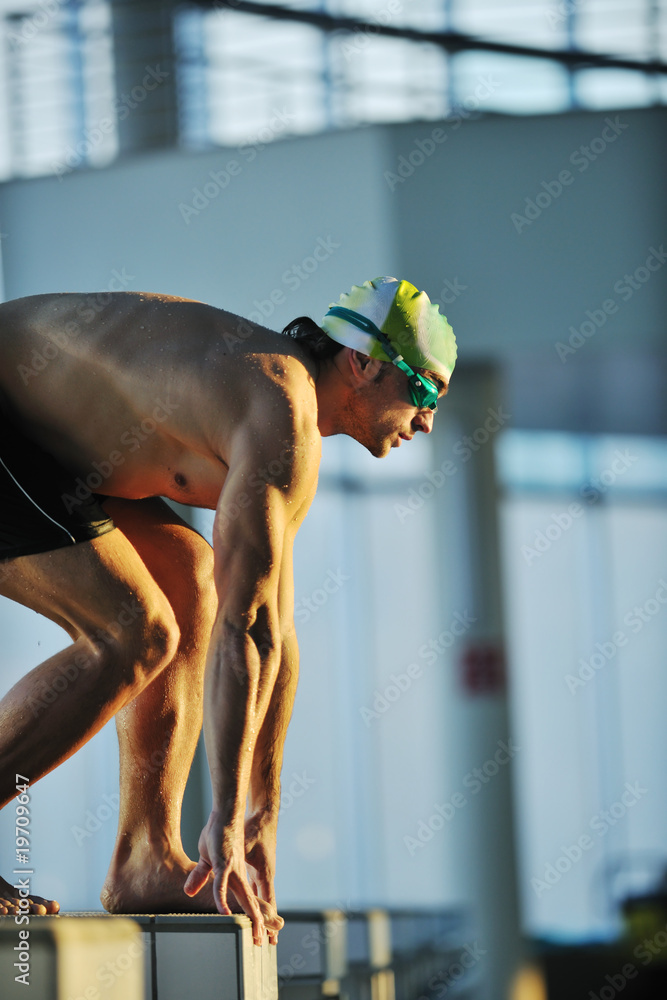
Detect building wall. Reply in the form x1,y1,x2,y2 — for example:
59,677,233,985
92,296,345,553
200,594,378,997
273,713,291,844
388,106,667,434
1,106,664,431
0,104,664,999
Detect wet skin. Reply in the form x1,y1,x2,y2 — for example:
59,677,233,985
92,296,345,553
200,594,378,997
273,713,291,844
0,291,444,939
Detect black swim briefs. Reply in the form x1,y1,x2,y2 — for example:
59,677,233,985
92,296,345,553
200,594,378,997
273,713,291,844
0,394,116,560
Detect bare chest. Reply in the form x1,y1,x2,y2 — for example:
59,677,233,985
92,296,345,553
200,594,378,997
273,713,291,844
77,423,229,509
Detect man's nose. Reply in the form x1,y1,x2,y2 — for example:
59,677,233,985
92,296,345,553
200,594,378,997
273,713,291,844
413,410,435,434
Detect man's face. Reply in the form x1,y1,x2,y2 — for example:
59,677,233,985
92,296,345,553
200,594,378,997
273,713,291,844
347,363,447,458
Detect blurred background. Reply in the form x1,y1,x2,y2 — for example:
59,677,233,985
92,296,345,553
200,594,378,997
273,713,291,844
0,1,666,997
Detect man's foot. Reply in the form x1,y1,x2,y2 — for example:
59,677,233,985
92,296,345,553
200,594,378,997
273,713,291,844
0,875,60,915
101,847,281,928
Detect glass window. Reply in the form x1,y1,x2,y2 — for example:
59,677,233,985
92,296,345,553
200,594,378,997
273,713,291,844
0,0,664,181
0,0,115,181
497,429,667,939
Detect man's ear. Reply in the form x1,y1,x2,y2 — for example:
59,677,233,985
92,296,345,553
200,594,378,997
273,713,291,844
346,349,384,386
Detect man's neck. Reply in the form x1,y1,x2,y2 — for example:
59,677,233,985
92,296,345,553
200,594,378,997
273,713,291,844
314,356,349,438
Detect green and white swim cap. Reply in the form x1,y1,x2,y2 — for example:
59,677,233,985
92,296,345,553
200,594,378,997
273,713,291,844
320,276,457,382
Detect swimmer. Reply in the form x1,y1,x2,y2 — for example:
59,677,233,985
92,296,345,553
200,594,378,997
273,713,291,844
0,278,456,944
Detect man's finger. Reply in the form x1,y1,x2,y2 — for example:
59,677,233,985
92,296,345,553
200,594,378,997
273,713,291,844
257,898,283,929
184,859,212,897
232,879,265,945
258,875,280,924
212,870,233,916
261,877,276,909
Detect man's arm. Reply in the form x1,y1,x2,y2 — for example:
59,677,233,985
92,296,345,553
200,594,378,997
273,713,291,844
244,545,300,941
248,521,300,816
247,630,298,817
244,635,298,942
184,404,319,942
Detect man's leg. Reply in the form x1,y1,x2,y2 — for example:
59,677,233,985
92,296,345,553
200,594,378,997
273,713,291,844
98,498,219,912
99,500,282,924
0,524,181,914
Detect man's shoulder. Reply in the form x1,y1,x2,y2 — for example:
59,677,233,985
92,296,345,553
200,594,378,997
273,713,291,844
203,340,319,460
246,360,320,457
235,335,318,426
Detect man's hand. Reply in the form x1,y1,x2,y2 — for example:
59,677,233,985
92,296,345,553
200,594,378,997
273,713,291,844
244,811,280,945
197,396,318,947
184,809,282,945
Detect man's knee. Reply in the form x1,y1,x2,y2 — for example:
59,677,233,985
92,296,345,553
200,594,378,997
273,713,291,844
193,546,217,631
172,539,216,644
103,595,180,689
138,606,181,677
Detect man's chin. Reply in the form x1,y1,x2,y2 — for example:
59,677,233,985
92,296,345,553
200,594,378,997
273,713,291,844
348,430,392,458
367,439,392,459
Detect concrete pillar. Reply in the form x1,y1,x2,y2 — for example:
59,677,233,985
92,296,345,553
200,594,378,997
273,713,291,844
430,362,524,1000
109,0,179,155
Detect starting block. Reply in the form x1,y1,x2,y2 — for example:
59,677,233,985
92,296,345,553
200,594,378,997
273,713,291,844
276,909,347,998
0,915,143,1000
0,912,278,1000
344,910,395,1000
